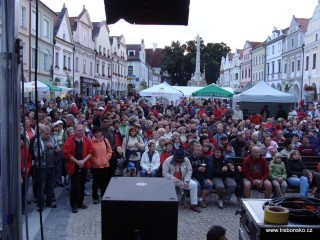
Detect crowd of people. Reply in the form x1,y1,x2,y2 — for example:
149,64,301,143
20,93,320,214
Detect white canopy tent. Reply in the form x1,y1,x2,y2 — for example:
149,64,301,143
21,80,49,93
139,82,183,103
233,81,297,117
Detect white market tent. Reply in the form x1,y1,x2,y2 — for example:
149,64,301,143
233,81,296,117
21,80,49,93
139,82,183,103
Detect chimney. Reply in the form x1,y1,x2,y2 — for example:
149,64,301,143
152,43,158,51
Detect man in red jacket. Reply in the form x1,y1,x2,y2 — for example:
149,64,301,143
63,124,93,213
243,146,272,198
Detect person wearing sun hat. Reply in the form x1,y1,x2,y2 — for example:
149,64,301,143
162,147,201,213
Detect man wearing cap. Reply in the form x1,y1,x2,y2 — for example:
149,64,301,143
93,107,105,128
124,161,137,177
162,147,202,213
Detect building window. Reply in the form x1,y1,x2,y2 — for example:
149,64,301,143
102,64,105,75
313,53,316,69
291,61,295,72
32,48,36,68
43,19,49,38
103,48,106,55
68,57,71,69
272,62,275,74
21,7,26,28
63,33,66,40
235,73,238,80
63,55,67,68
278,61,281,73
32,10,36,30
90,62,93,75
83,60,86,73
128,66,133,76
297,59,300,71
96,63,99,74
316,34,318,42
306,56,309,70
55,52,59,67
128,50,135,56
272,45,274,54
291,38,294,47
43,53,49,71
284,63,287,74
99,45,102,53
75,57,79,72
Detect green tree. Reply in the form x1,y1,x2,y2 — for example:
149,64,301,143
161,39,230,85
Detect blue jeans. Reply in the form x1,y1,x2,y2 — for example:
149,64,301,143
287,176,309,197
140,169,157,177
193,178,213,191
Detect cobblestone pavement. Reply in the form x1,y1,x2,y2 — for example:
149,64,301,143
23,180,243,240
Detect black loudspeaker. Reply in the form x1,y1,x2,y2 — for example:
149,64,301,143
101,177,178,240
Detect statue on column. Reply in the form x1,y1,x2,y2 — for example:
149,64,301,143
188,34,207,87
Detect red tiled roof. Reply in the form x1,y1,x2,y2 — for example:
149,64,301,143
145,48,164,68
295,17,310,32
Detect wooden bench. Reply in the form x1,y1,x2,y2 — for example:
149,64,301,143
229,156,319,194
228,156,319,171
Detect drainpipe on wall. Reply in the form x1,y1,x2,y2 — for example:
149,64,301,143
301,43,305,102
29,0,32,83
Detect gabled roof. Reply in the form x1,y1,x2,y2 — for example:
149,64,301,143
69,6,89,32
251,41,263,48
69,17,77,31
92,22,100,39
252,41,266,50
92,21,109,40
145,48,164,68
237,49,243,57
53,7,67,36
228,52,234,60
295,17,310,32
282,27,289,36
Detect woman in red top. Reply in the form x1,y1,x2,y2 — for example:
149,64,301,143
297,108,307,121
151,106,159,118
213,105,222,121
197,106,205,117
160,141,174,165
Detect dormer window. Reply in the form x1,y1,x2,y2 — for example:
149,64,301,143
128,50,135,56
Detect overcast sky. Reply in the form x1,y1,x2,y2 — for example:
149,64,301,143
42,0,317,51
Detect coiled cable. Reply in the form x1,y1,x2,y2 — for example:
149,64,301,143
263,197,320,224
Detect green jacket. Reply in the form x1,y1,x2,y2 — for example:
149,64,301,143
269,160,287,180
